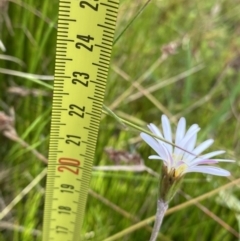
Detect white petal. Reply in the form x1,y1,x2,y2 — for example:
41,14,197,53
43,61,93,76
187,139,214,162
174,125,200,158
188,158,218,166
182,124,199,141
149,155,168,165
148,124,166,148
148,123,169,151
194,139,214,155
197,150,225,160
140,133,169,161
148,123,163,138
175,117,186,145
184,166,231,176
161,115,173,154
187,132,197,151
149,155,164,160
213,159,235,163
183,132,197,161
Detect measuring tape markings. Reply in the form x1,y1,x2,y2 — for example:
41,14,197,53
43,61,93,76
43,0,119,240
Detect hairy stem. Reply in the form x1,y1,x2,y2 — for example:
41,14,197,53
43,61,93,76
149,200,168,241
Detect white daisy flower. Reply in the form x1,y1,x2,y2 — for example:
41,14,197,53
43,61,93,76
140,115,234,178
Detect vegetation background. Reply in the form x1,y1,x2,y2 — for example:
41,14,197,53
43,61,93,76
0,0,240,240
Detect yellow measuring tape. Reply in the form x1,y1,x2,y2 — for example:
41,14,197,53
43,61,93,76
42,1,119,240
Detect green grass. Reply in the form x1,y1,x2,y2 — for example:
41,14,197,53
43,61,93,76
0,0,240,240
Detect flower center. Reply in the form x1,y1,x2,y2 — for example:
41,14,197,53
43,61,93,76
174,163,188,177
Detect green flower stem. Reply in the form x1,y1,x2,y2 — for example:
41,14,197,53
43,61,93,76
102,104,127,128
159,166,183,203
149,167,181,241
102,104,194,155
149,200,168,241
102,104,176,147
113,0,152,46
103,178,240,241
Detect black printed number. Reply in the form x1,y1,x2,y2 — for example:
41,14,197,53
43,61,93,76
68,104,85,118
60,184,74,194
79,1,99,11
75,35,94,51
72,72,89,87
56,226,68,234
58,206,71,215
65,135,81,146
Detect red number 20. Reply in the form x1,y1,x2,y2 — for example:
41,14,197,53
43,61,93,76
57,158,80,175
